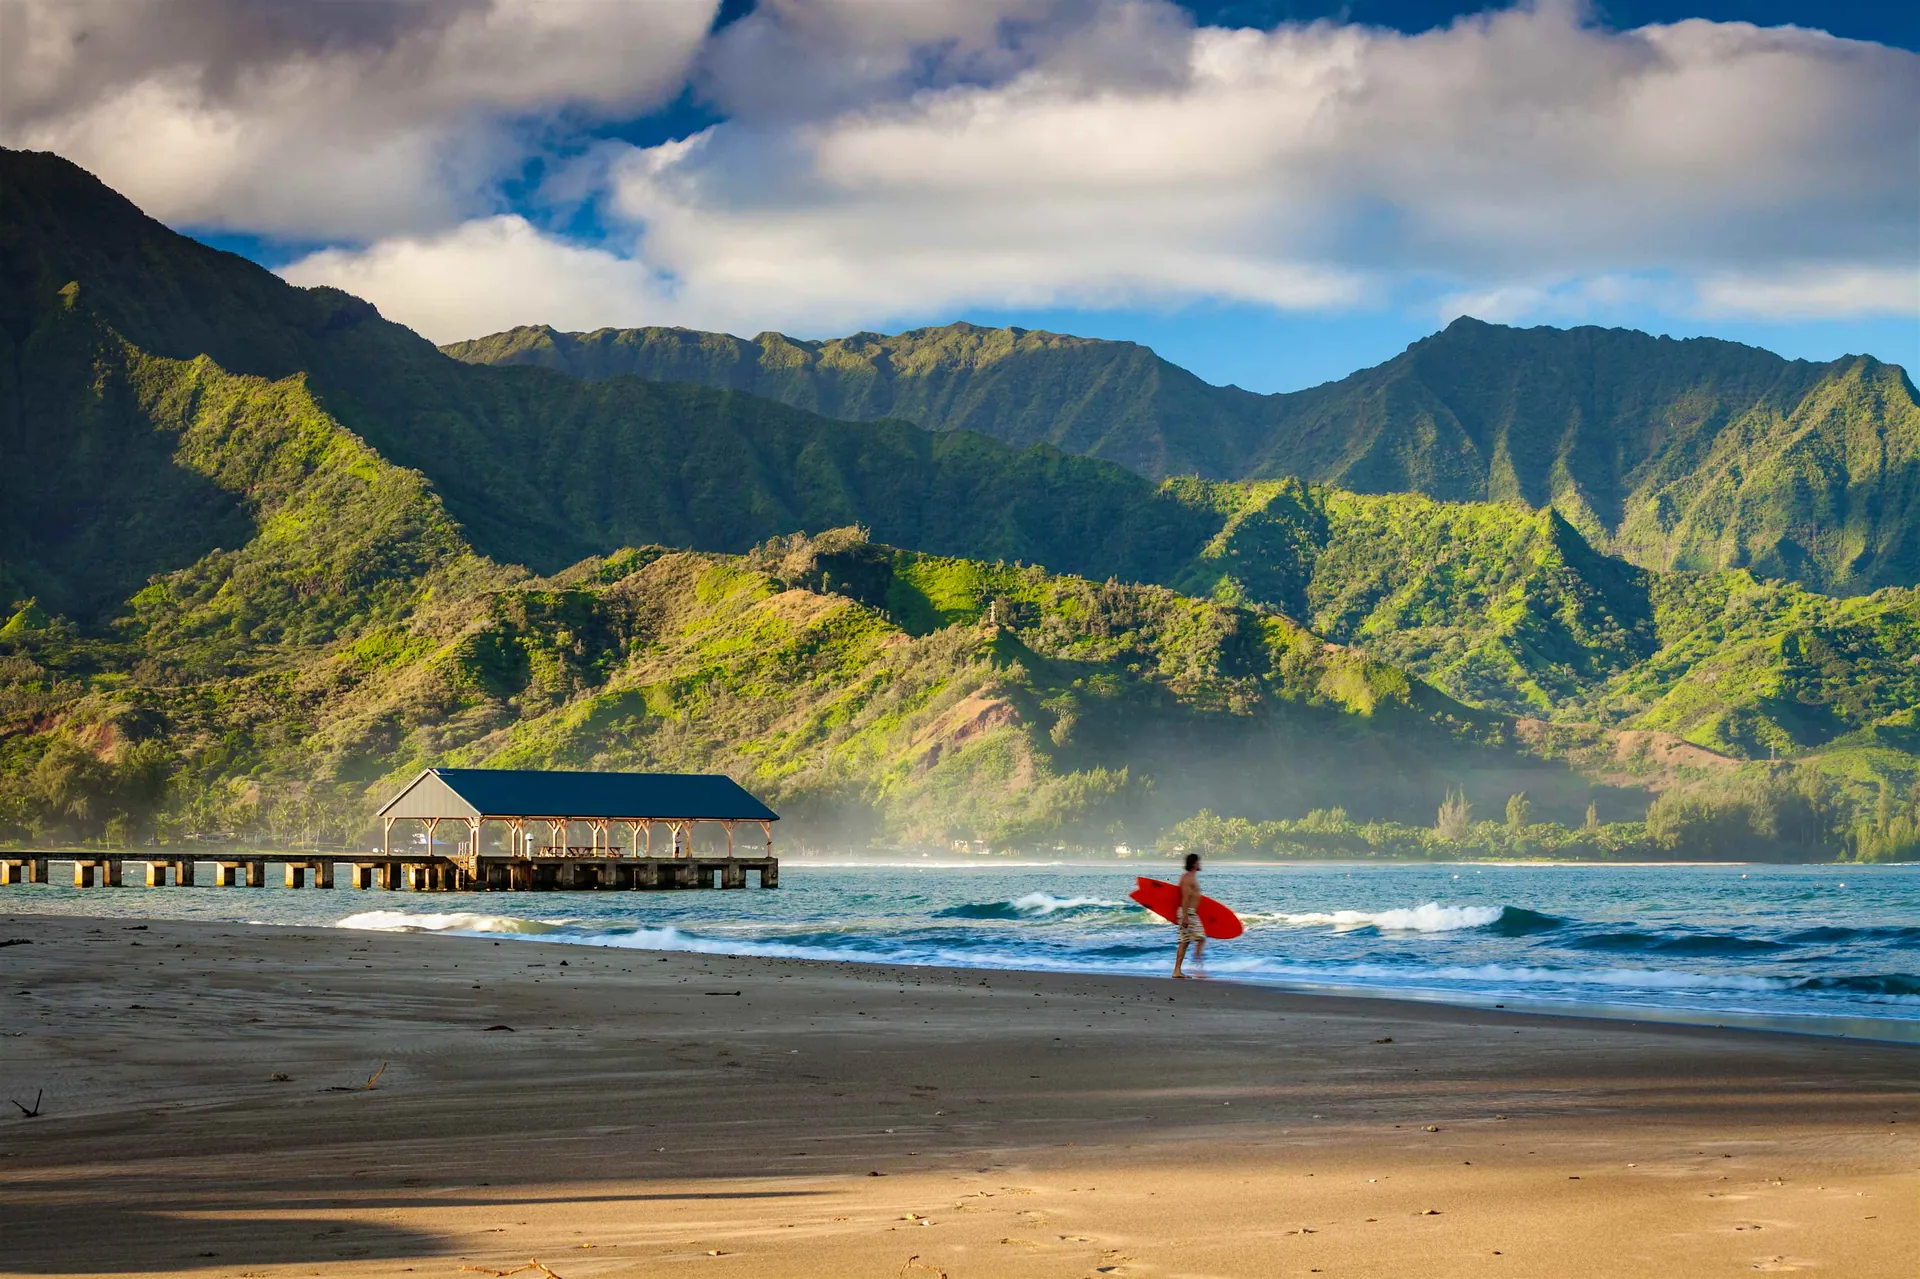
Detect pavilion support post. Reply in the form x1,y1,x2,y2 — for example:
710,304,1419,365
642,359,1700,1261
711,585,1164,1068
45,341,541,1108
382,816,393,855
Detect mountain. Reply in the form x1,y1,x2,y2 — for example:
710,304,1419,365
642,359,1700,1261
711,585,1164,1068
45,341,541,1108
1,147,1915,860
450,319,1920,594
445,322,1276,481
0,147,1584,852
0,149,1226,620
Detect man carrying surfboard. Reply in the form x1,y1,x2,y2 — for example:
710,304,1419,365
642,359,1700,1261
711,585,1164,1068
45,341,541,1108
1173,852,1205,978
1128,861,1243,973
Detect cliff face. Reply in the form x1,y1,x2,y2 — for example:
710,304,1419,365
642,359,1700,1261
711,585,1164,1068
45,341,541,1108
451,316,1920,595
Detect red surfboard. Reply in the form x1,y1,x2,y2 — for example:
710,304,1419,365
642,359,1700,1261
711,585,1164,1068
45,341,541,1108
1129,876,1244,940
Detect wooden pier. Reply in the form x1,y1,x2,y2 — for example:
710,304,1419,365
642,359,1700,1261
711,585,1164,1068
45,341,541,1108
2,768,784,893
0,852,778,892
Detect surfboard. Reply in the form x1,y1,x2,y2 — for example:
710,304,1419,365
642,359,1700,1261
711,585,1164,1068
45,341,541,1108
1129,876,1244,940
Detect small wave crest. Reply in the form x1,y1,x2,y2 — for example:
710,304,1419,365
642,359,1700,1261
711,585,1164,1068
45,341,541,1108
1792,974,1920,999
935,892,1121,920
1573,930,1787,957
1782,925,1920,948
336,910,571,936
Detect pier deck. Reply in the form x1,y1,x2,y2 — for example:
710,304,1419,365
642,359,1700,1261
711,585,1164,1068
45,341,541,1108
0,852,777,891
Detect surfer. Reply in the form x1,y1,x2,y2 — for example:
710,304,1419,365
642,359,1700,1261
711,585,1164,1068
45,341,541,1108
1172,852,1205,978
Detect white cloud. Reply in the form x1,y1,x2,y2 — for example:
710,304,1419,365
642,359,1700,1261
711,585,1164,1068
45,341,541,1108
281,216,676,341
1694,266,1920,320
0,0,718,238
27,0,1911,334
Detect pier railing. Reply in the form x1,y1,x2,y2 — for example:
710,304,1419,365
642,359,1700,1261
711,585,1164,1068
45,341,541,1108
0,850,777,892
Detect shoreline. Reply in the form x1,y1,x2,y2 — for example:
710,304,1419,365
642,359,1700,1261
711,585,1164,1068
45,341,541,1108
331,911,1920,1048
4,912,1919,1277
6,870,1919,1047
9,851,1912,867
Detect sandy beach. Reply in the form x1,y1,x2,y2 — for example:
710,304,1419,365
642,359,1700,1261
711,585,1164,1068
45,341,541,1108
0,912,1914,1278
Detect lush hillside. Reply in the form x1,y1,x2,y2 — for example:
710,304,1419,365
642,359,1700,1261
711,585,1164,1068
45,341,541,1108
444,322,1275,482
6,505,1634,851
454,319,1920,594
1166,480,1659,715
1157,479,1920,764
0,148,1220,613
2,146,1915,861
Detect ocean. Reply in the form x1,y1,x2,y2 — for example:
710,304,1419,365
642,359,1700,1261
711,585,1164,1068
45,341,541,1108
5,860,1917,1041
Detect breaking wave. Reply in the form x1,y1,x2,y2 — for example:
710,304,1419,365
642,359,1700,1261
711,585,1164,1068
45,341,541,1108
935,892,1123,920
1257,902,1509,933
336,910,576,936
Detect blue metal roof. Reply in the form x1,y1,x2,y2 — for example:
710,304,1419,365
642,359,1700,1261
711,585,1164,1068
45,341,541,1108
389,768,778,821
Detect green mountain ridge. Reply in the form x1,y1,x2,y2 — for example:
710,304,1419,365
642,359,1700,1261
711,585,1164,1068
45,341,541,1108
1,147,1916,860
450,318,1920,594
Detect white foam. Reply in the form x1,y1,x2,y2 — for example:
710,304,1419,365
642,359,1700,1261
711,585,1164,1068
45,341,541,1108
1010,892,1119,915
335,910,570,936
1257,902,1505,933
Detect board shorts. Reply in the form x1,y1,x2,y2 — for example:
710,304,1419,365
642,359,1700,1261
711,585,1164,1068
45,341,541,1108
1178,915,1205,944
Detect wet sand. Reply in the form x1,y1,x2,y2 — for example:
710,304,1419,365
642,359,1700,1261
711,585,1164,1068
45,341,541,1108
0,912,1915,1277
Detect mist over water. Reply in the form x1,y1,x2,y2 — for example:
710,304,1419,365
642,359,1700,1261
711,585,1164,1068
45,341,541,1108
7,862,1917,1040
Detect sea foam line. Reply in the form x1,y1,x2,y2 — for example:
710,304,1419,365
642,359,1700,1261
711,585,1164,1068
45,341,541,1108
1250,902,1505,933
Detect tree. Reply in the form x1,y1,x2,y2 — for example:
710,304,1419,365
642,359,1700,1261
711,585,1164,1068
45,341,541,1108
1584,800,1599,832
1506,792,1531,837
1436,788,1471,842
28,737,116,840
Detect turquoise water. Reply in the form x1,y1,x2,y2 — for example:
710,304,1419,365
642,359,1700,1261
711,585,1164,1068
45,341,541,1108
5,861,1917,1040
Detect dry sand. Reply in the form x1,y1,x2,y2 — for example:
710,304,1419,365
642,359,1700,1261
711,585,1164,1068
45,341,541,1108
0,912,1914,1278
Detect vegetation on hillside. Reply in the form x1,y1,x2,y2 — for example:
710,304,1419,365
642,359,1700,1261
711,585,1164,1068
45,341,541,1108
455,317,1920,595
1,146,1915,862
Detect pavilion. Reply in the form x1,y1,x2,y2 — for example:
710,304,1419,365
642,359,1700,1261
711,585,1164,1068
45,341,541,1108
376,768,779,888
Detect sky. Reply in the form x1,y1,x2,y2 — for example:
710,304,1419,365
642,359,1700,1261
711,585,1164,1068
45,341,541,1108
2,0,1914,393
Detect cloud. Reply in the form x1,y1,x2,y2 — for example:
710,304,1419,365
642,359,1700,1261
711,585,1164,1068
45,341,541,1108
0,0,718,238
28,0,1911,335
1693,267,1919,320
280,215,678,341
290,1,1918,337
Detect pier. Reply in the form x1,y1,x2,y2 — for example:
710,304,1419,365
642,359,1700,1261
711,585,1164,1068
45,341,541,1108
1,767,780,892
0,852,776,891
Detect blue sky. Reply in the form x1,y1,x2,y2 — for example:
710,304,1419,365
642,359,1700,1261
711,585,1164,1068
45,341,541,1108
13,0,1914,393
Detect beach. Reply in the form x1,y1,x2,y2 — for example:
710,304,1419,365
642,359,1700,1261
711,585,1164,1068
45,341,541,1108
0,911,1915,1278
